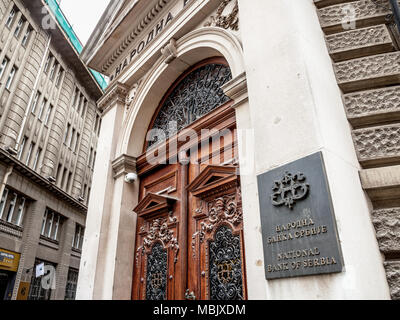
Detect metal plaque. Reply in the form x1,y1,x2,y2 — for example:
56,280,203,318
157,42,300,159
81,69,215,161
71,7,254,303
257,152,344,280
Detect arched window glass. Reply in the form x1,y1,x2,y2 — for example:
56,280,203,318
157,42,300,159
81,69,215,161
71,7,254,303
148,63,232,147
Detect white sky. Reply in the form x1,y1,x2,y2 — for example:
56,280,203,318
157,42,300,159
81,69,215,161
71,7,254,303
58,0,110,45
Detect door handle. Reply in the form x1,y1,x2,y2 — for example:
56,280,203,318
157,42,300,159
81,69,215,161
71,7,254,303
185,289,196,300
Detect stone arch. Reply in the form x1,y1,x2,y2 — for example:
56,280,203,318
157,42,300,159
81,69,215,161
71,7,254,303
117,27,245,158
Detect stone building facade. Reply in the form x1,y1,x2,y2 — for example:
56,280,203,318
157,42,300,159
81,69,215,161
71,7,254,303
0,0,103,300
78,0,400,300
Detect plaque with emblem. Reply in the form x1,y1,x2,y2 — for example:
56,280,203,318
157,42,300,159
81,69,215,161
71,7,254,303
257,152,344,280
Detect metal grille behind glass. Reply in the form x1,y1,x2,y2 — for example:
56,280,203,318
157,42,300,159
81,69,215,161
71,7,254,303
209,225,244,300
148,63,232,147
146,243,168,300
28,260,55,301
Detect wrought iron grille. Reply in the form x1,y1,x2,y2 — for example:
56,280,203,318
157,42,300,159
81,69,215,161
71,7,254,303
146,243,168,300
148,63,232,147
209,225,244,300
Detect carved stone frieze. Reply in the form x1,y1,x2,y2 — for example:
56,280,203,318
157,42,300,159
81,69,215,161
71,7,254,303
344,85,400,120
372,208,400,253
204,0,239,31
352,124,400,164
384,261,400,300
318,0,392,29
102,0,172,73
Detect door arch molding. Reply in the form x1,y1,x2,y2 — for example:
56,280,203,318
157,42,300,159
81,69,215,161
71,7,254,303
117,27,245,159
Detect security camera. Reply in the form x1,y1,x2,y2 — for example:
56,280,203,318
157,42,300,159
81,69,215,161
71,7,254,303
125,172,138,184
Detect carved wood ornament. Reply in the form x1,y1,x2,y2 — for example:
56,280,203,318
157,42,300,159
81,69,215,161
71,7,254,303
188,165,246,300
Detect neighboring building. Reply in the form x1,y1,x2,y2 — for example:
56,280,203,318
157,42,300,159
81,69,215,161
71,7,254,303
0,0,104,300
78,0,400,300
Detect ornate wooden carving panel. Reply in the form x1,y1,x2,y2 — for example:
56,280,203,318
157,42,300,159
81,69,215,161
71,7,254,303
132,59,246,300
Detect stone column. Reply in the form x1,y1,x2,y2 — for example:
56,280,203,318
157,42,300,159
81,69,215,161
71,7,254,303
12,198,46,300
236,0,390,299
104,154,138,300
76,82,129,300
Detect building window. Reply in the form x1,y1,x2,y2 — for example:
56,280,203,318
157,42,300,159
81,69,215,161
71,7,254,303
0,188,27,227
14,18,24,38
69,129,76,148
38,98,47,121
60,168,68,189
49,62,57,81
5,65,17,90
21,27,31,46
76,94,82,110
92,152,97,168
28,259,56,300
31,92,40,114
44,54,52,73
33,147,42,171
0,188,9,220
5,8,16,28
55,68,63,87
17,136,27,160
44,104,53,126
81,101,86,118
66,172,73,191
72,224,84,251
65,268,79,300
25,142,35,166
0,57,9,79
74,133,80,153
97,119,102,136
40,209,63,242
64,123,71,144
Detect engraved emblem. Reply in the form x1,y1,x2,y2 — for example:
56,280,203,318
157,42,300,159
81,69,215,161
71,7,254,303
271,172,309,209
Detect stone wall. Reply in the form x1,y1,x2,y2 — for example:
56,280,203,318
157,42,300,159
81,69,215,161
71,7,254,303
315,0,400,299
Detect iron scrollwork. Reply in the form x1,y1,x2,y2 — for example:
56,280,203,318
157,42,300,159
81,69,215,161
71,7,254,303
148,64,232,147
209,226,244,300
146,243,168,300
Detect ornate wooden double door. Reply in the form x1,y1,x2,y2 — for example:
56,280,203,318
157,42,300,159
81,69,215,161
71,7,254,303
131,59,247,300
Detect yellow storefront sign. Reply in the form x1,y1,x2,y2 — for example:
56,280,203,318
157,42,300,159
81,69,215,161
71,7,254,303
0,248,20,272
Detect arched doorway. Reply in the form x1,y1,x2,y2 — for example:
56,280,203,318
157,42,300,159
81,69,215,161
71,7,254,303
131,58,247,300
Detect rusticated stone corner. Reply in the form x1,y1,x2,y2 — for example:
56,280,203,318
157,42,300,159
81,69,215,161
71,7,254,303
344,85,400,126
334,52,400,92
372,208,400,253
318,0,392,32
384,261,400,300
352,124,400,165
326,24,393,61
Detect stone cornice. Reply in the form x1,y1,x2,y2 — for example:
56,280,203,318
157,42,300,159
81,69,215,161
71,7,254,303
97,82,129,113
102,0,173,73
222,72,248,109
112,154,137,179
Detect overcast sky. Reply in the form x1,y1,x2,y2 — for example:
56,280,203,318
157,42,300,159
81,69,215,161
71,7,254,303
59,0,110,45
